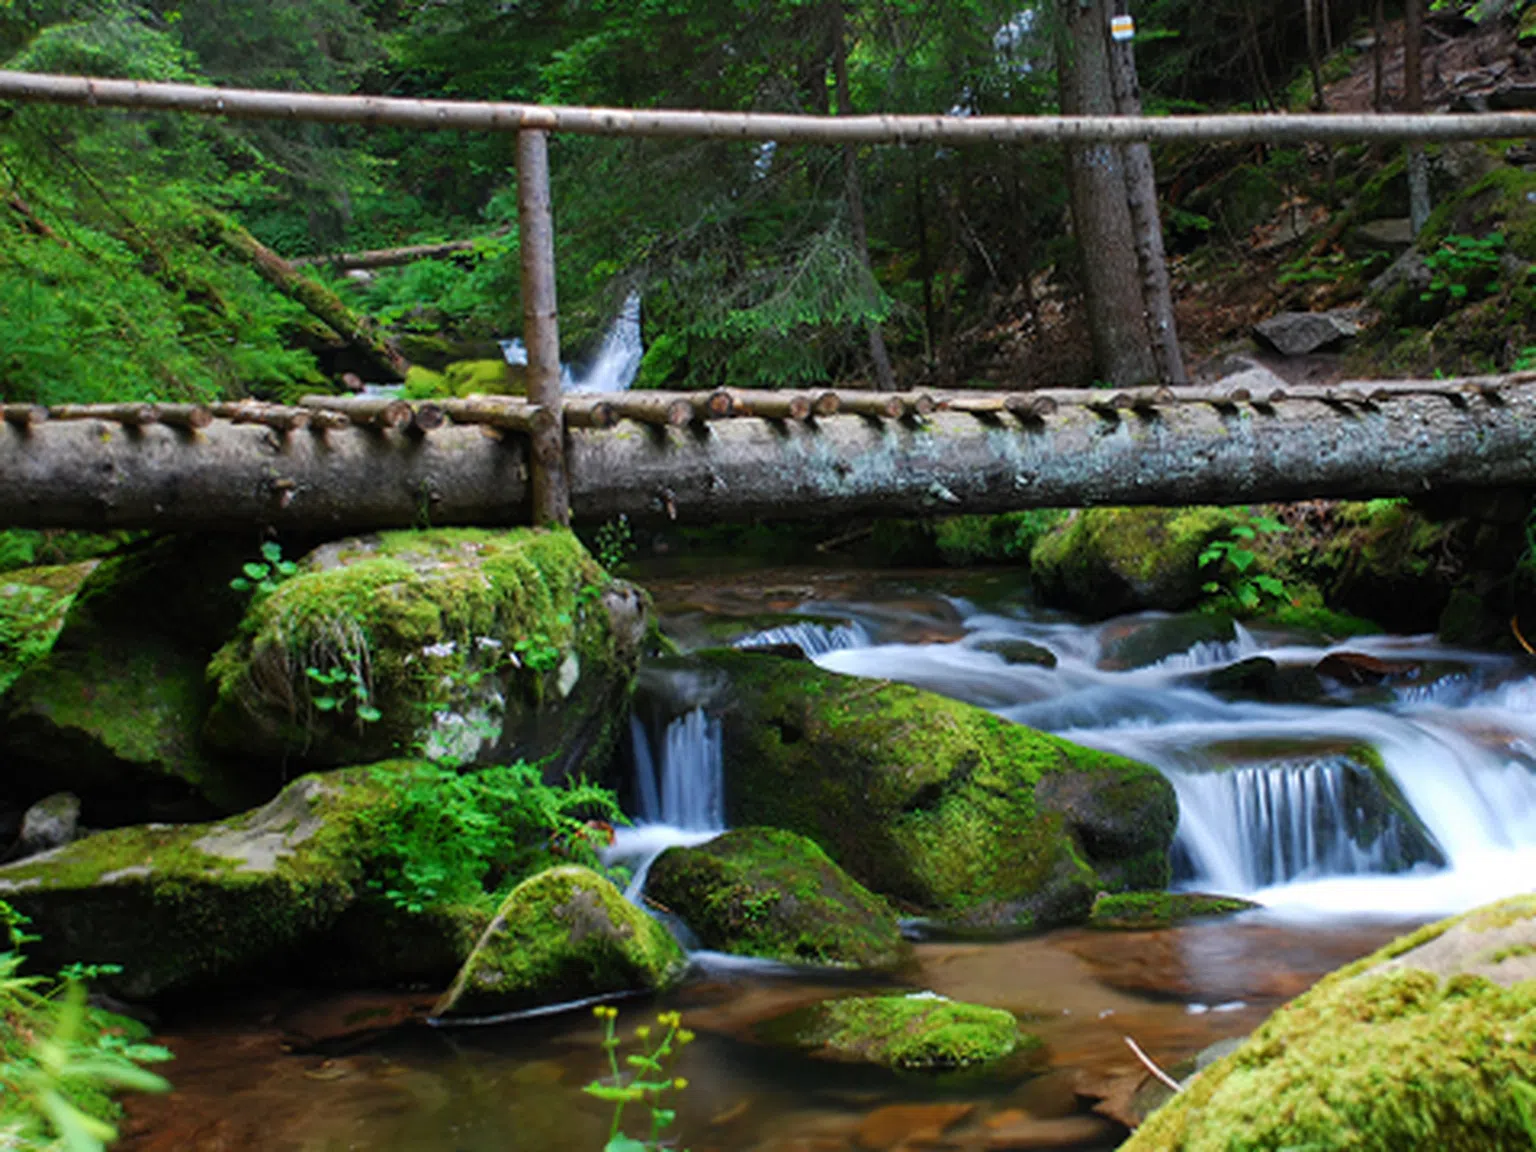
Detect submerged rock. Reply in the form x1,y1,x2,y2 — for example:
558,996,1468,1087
1088,891,1258,931
1125,893,1536,1150
205,528,646,780
684,650,1176,931
647,828,907,968
759,994,1028,1073
433,866,686,1018
1097,613,1237,671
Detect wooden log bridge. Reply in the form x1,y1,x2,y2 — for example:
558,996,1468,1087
3,376,1534,531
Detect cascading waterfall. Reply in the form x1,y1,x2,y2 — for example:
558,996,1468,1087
734,619,871,657
498,290,642,393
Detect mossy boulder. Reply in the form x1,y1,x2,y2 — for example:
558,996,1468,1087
0,560,97,697
1088,891,1258,930
1029,507,1241,617
646,828,907,968
0,537,264,821
1126,894,1536,1151
204,528,647,779
685,650,1176,930
0,764,483,999
433,866,687,1018
760,994,1028,1073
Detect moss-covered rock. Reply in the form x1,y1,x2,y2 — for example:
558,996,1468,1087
1029,508,1241,617
684,650,1175,930
646,828,907,968
1088,891,1258,930
0,537,265,820
760,994,1028,1073
1126,894,1536,1151
0,763,493,999
0,560,97,697
204,528,646,779
433,866,686,1018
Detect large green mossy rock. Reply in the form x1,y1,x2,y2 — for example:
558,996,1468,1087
0,561,97,697
760,994,1027,1073
0,537,263,820
204,528,648,778
0,764,484,999
686,650,1176,930
1029,507,1240,617
433,866,687,1018
1126,894,1536,1151
647,828,907,968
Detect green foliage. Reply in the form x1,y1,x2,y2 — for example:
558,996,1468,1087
583,1006,694,1152
1199,515,1289,611
592,516,634,574
365,759,623,914
1420,233,1507,307
1512,1078,1536,1144
0,901,171,1151
228,541,298,596
304,665,380,724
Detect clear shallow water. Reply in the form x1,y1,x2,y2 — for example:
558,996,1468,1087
123,566,1536,1151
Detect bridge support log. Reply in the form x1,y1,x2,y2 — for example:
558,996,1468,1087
4,380,1536,530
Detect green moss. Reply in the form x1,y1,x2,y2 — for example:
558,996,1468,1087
1030,507,1241,617
1089,891,1257,930
205,528,637,777
647,828,907,968
696,649,1175,929
930,510,1067,566
432,866,686,1018
0,562,95,696
764,994,1027,1073
444,359,523,396
1127,894,1536,1152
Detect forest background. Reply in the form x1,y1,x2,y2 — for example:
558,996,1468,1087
0,0,1527,414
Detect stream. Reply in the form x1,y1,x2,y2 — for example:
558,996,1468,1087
121,566,1536,1152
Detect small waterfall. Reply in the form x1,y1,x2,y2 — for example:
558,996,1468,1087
498,290,642,393
607,707,725,901
734,619,870,657
1169,759,1423,892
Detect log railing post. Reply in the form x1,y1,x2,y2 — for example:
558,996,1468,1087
517,128,570,527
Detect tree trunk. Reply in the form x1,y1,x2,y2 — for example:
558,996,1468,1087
1403,0,1432,235
291,230,510,270
1058,0,1158,387
1305,0,1327,111
831,4,897,392
1107,0,1187,386
200,211,409,381
1374,0,1386,111
6,378,1534,529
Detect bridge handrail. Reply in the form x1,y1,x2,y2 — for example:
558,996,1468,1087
2,71,1536,145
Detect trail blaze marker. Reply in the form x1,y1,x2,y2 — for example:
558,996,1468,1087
1110,15,1135,41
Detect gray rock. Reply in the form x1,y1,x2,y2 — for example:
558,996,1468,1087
1253,310,1360,356
1353,218,1415,252
18,793,81,856
1370,249,1434,299
1214,363,1292,399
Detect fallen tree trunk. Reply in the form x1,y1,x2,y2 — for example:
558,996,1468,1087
3,380,1535,530
290,230,508,271
197,211,409,381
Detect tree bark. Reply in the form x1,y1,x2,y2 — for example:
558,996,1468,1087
290,230,510,270
830,5,897,392
1304,0,1327,111
517,128,570,527
1,72,1530,147
1107,0,1187,386
1373,0,1387,111
1058,0,1158,387
5,378,1535,529
1403,0,1432,235
200,211,409,381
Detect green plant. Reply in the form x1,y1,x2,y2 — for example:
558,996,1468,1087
229,541,297,596
366,759,624,913
1420,232,1506,306
1199,515,1289,611
1512,1077,1536,1145
593,515,633,574
304,664,382,724
582,1006,693,1152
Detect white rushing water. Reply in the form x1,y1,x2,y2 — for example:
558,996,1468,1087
499,290,642,393
810,604,1536,918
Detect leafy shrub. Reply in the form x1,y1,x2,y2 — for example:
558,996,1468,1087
365,760,623,914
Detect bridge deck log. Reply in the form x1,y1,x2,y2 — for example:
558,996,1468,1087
3,377,1536,530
